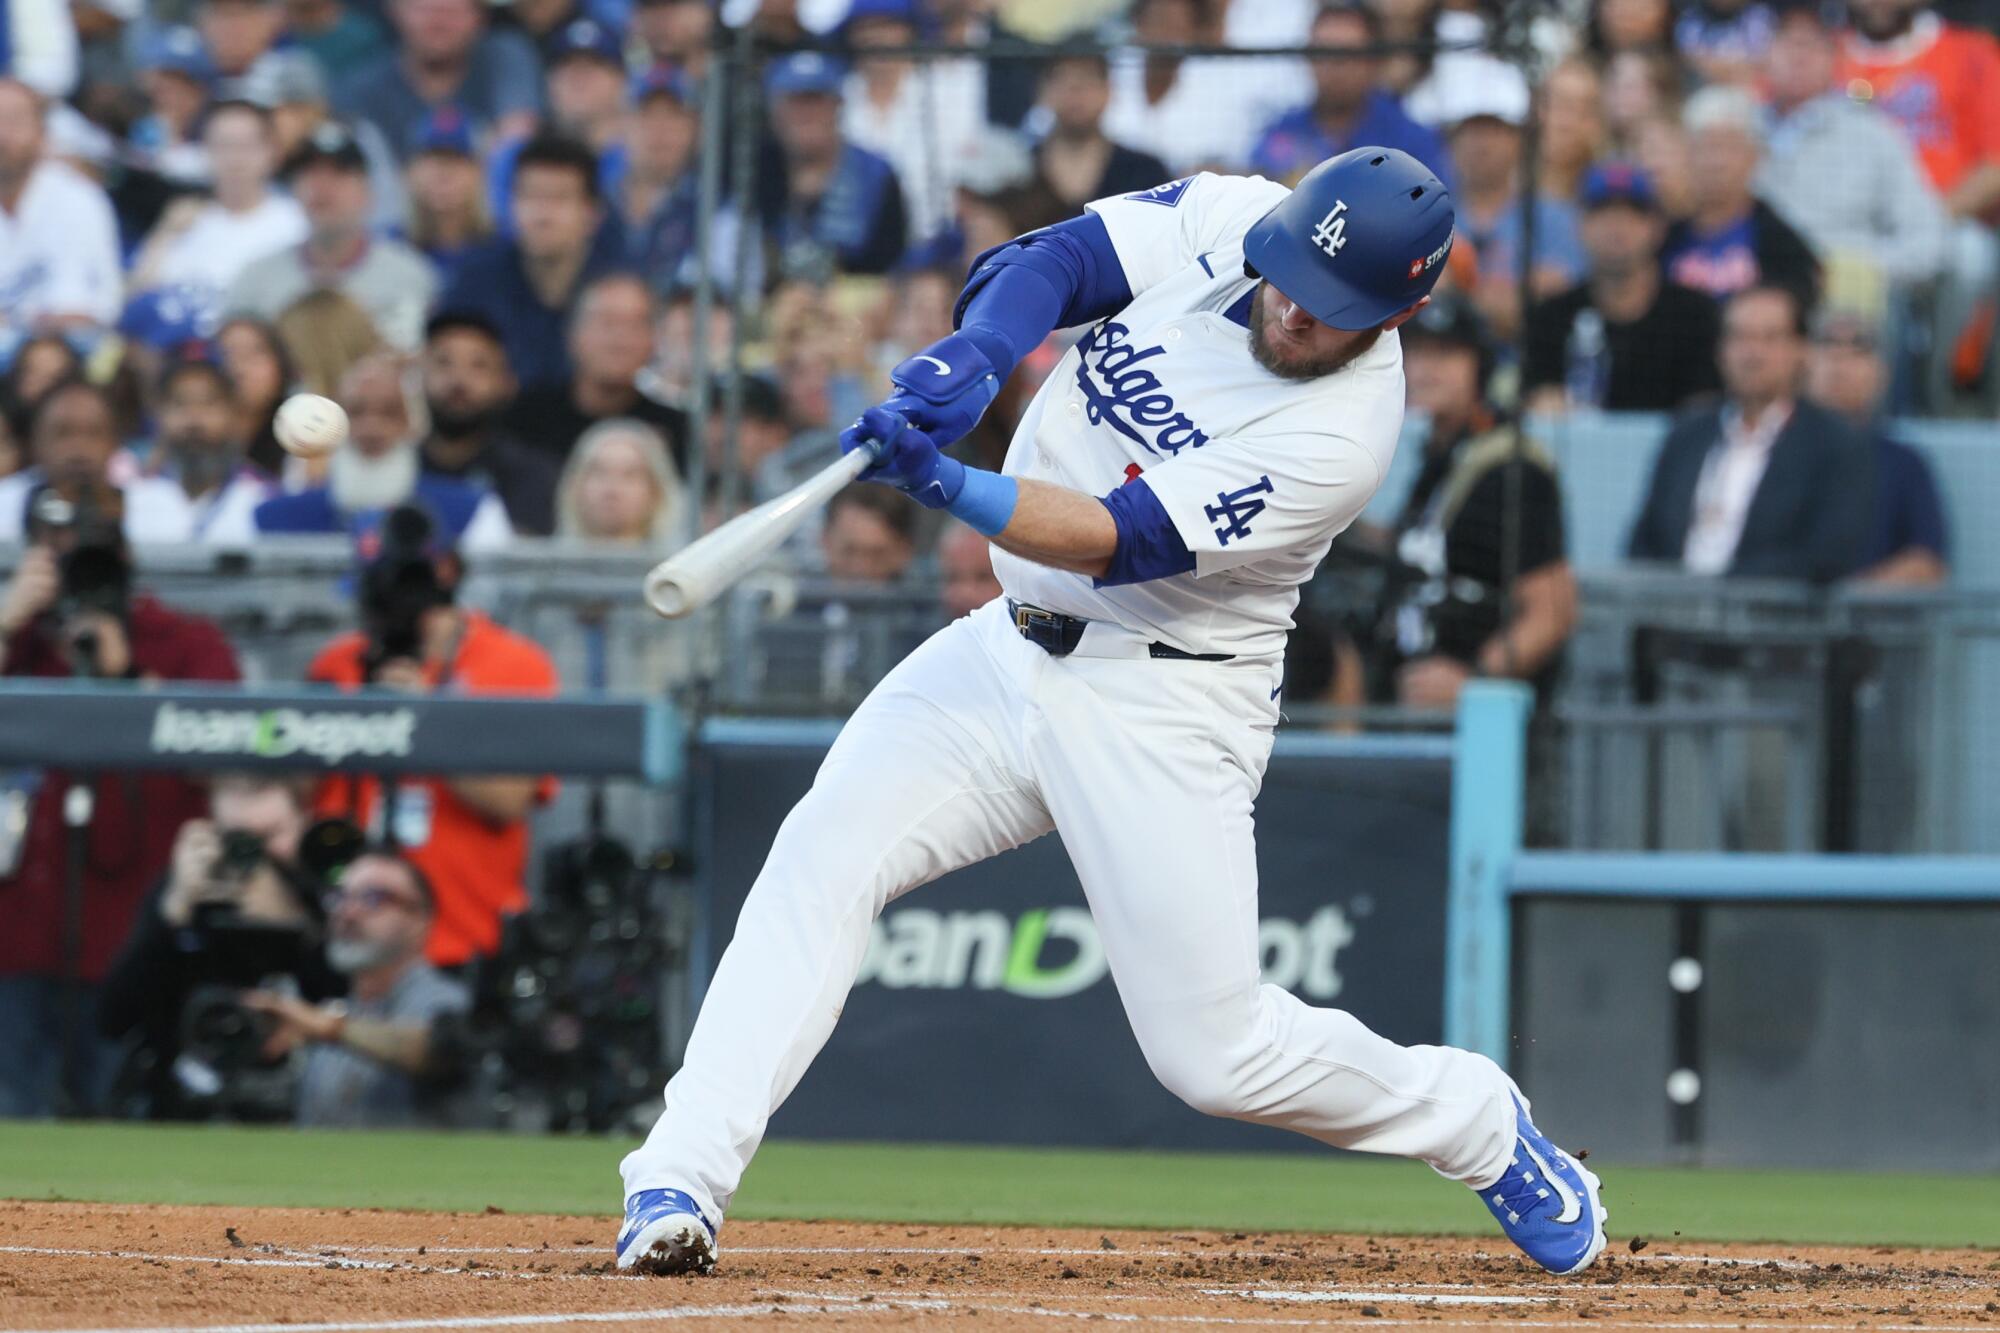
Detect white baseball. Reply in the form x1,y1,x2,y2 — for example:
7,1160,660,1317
274,393,349,458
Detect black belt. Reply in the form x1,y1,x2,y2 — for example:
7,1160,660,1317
1007,600,1233,661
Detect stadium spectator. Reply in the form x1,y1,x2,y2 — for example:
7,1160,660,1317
1841,0,2000,404
1535,58,1606,204
1587,0,1674,56
701,373,822,509
236,49,406,232
485,18,630,224
400,109,494,285
1446,84,1586,342
96,773,340,1120
334,0,542,162
306,506,559,967
131,28,219,185
150,350,273,545
1601,49,1683,154
1250,3,1451,189
1805,309,1951,587
439,134,630,391
1760,5,1951,290
1523,164,1723,415
0,479,238,1116
1660,87,1821,306
0,77,122,333
225,122,439,353
196,0,284,80
632,0,712,81
417,310,562,534
1841,0,2000,215
553,417,683,544
2,334,82,419
216,316,297,477
244,847,472,1129
1675,0,1777,85
840,0,988,242
0,380,194,542
128,100,308,303
1103,0,1257,172
255,352,512,547
647,288,732,410
1627,285,1875,582
1030,54,1171,213
938,521,1002,619
508,273,689,466
1381,297,1576,707
880,267,956,376
758,52,908,278
821,482,916,584
281,0,391,75
620,67,702,292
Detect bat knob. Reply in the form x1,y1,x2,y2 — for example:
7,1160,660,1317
644,563,692,619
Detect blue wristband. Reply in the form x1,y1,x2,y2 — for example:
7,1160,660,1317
946,468,1018,537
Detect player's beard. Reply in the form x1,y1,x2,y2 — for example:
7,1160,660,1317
1247,286,1381,381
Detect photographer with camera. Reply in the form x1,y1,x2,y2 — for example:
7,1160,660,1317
0,437,241,1117
242,847,471,1129
96,775,350,1120
308,505,558,968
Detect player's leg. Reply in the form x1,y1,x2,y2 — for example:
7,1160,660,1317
619,606,1052,1260
1026,656,1604,1273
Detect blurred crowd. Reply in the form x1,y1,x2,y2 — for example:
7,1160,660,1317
0,0,1993,566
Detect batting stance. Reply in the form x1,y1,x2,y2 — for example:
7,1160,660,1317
617,148,1606,1278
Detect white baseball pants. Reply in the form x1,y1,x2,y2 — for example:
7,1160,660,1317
622,601,1519,1218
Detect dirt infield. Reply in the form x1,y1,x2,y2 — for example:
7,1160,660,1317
2,1201,1996,1331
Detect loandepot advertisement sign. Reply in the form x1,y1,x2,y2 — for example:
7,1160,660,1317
149,701,418,766
700,733,1450,1152
854,905,1355,1001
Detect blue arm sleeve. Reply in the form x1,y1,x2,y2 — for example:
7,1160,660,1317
952,213,1133,381
1096,478,1196,587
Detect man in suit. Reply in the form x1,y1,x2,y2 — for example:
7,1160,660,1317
1626,284,1874,582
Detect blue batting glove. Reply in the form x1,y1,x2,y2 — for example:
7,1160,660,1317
839,406,966,509
882,332,1001,448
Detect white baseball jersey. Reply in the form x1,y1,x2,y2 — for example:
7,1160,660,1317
991,172,1409,661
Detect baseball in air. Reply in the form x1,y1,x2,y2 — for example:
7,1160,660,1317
274,393,349,458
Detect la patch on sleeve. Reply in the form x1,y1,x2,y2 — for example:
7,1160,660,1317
1126,178,1193,208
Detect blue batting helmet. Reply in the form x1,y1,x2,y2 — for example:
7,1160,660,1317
1242,147,1456,331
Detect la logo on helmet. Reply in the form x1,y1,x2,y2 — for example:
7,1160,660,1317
1311,201,1349,258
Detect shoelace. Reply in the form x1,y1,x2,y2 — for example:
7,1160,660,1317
1485,1142,1563,1227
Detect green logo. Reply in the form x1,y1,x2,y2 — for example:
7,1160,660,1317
854,905,1354,1001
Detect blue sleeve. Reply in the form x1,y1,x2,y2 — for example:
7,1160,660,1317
1096,478,1196,587
951,213,1132,380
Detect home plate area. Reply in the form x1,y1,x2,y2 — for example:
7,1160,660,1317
3,1202,1996,1331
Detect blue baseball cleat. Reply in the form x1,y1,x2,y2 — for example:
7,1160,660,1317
616,1188,719,1275
1477,1096,1608,1275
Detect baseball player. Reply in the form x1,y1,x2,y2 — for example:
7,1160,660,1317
617,148,1607,1278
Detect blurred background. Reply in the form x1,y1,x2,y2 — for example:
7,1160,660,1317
0,0,1996,1177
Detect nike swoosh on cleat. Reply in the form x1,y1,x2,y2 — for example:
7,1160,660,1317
1519,1138,1583,1225
915,355,952,375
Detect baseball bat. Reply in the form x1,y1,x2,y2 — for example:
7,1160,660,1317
643,449,872,618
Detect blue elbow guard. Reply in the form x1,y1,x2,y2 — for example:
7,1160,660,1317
954,214,1133,378
1097,478,1196,586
